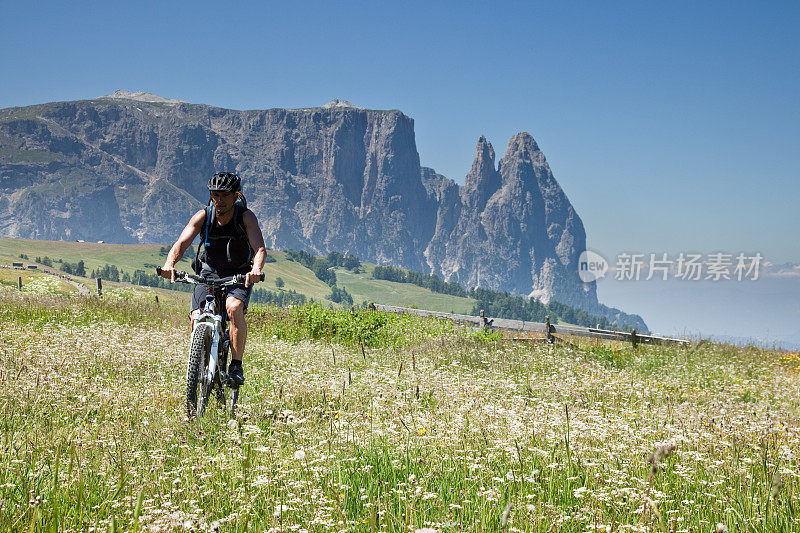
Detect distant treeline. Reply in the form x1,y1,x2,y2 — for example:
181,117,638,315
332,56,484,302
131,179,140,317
373,264,624,330
469,287,550,322
282,249,357,306
372,265,468,297
545,300,626,331
35,256,87,276
86,263,192,293
471,288,623,331
285,249,361,287
251,288,307,307
33,253,191,290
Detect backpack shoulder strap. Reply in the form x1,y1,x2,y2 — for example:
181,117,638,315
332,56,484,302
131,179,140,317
202,204,214,246
192,203,213,272
233,202,249,239
233,202,254,264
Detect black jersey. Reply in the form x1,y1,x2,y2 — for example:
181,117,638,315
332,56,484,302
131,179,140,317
196,201,254,276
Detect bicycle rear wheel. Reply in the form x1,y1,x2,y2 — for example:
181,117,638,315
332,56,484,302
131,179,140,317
186,323,212,419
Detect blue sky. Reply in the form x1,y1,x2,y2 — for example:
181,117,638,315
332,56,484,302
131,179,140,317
3,1,799,338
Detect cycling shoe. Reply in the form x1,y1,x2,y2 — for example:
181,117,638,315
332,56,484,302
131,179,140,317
228,362,245,386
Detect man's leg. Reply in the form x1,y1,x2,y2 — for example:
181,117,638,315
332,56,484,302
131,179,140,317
226,296,247,362
189,283,208,332
226,295,247,385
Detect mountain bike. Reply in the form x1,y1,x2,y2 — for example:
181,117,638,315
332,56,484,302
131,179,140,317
156,267,264,419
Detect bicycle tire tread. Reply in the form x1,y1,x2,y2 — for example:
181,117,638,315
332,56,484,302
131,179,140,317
186,323,211,418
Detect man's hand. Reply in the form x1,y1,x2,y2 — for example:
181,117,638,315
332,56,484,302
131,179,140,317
159,263,176,283
245,270,262,288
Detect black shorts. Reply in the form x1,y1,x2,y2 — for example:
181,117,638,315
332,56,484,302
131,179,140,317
189,270,252,314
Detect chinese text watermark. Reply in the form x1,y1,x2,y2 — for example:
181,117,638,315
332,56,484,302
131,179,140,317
580,251,763,282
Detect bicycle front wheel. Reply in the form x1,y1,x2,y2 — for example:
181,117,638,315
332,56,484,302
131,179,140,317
186,323,212,419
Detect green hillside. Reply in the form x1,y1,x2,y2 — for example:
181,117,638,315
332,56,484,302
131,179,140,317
0,238,176,273
335,264,474,314
259,251,337,302
1,238,474,312
2,238,629,329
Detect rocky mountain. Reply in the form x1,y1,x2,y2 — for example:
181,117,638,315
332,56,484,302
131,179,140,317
0,92,645,329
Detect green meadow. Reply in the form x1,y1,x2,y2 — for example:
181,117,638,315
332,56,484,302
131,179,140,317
1,285,798,532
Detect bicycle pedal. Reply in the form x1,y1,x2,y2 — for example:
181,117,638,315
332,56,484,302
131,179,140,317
220,372,238,388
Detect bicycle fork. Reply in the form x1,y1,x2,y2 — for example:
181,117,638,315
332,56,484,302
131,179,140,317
206,332,220,384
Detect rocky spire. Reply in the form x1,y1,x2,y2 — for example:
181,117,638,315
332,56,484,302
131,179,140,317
497,132,545,179
463,136,501,210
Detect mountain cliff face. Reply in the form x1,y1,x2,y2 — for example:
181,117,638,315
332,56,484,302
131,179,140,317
424,134,594,311
0,93,643,327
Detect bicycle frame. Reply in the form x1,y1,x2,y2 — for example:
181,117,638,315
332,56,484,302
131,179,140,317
191,295,226,386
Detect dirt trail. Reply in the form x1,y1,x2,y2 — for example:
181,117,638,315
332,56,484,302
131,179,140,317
44,272,92,296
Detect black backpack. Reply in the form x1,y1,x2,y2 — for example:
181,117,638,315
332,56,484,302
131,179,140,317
191,192,254,274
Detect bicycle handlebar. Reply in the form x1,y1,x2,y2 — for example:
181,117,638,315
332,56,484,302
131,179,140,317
156,267,264,286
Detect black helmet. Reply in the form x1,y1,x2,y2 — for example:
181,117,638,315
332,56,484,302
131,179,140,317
208,172,241,192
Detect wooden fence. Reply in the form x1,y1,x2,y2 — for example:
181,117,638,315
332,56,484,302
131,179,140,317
373,304,689,347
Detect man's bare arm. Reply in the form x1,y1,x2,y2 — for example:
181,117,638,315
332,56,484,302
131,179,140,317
243,210,267,287
160,209,205,282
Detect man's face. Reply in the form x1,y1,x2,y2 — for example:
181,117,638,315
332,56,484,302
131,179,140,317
210,190,236,215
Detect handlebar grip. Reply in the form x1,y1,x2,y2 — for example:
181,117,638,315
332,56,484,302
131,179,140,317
156,267,188,281
233,273,265,284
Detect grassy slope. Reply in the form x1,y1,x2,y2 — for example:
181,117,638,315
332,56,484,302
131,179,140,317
336,264,474,314
0,237,190,273
2,238,477,312
259,250,334,302
0,267,78,294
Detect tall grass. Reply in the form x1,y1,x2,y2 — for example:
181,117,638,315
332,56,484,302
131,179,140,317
0,289,798,531
255,303,461,349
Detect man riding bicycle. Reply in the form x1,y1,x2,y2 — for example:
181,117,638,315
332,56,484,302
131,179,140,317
159,172,266,385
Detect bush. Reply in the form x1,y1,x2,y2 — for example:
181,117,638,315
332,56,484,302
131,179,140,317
270,304,455,349
275,276,285,288
470,328,504,344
